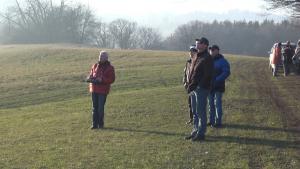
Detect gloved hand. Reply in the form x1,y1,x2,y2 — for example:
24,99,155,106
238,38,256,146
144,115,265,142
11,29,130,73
86,77,92,83
91,79,101,85
86,77,101,85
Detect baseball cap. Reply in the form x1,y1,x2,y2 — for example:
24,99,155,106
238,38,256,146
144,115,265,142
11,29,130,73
189,45,197,52
209,45,220,51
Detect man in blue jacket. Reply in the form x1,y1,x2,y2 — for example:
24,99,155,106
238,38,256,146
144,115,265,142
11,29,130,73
208,45,230,128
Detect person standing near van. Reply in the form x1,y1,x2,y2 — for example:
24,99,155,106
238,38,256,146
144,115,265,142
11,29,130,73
282,41,294,76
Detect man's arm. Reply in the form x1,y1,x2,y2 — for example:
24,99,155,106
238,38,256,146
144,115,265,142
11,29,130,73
215,59,230,83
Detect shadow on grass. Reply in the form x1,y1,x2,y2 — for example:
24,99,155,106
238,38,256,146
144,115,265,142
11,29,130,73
102,127,299,149
103,127,186,137
207,136,299,149
223,123,300,134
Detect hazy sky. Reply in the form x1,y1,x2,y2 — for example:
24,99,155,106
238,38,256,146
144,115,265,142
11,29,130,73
81,0,266,14
0,0,288,35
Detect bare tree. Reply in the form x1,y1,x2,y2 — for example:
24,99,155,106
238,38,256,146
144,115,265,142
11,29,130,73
79,7,96,43
91,21,112,48
0,0,96,43
166,21,205,51
264,0,300,18
137,27,162,50
109,19,137,49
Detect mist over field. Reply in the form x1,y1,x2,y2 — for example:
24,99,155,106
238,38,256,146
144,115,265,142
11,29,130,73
0,0,298,56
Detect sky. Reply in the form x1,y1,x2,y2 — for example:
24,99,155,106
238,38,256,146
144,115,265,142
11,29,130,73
0,0,288,35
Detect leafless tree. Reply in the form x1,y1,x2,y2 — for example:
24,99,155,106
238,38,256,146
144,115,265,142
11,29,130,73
0,0,96,43
109,19,137,49
137,27,162,49
265,0,300,18
91,21,113,48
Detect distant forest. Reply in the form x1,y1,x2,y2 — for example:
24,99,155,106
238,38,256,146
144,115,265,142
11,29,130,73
0,0,300,56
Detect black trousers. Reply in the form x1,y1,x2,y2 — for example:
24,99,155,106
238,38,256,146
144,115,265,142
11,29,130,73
283,61,291,75
92,92,107,127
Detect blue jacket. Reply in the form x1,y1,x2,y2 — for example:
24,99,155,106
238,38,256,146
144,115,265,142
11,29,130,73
212,54,230,92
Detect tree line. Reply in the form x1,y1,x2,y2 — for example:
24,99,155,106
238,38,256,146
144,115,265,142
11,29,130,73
164,19,300,56
0,0,162,50
0,0,300,56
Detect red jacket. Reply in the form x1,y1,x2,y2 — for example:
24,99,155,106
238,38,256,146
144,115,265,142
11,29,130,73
88,62,115,94
271,45,281,65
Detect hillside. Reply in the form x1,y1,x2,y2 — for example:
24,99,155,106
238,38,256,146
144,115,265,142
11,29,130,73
0,45,299,169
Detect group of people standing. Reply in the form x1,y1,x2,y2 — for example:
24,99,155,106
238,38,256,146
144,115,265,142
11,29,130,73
84,38,231,138
183,37,231,141
271,40,300,76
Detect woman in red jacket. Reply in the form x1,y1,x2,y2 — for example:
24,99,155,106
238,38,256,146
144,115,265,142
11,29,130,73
86,51,115,129
271,42,282,77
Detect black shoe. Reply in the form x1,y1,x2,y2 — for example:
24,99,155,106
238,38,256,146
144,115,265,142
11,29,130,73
207,122,213,126
98,125,104,129
185,134,195,140
207,122,215,127
192,135,205,141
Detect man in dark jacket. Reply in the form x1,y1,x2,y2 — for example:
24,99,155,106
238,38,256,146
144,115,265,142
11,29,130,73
183,45,198,124
293,40,300,74
86,51,115,129
185,37,214,141
282,41,294,76
208,45,230,128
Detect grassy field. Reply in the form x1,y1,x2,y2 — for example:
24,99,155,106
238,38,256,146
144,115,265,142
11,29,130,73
0,45,299,169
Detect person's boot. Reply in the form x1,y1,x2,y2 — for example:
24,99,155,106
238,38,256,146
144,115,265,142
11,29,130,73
192,134,205,141
185,135,194,140
185,132,196,140
207,122,214,126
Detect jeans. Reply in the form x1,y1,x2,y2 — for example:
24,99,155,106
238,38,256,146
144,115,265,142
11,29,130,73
188,95,193,121
208,91,223,125
92,92,107,127
190,86,210,137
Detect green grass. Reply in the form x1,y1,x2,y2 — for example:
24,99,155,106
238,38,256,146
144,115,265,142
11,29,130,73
0,45,299,169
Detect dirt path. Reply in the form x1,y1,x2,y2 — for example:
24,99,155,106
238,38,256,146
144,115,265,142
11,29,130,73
230,58,300,169
257,60,300,156
253,59,299,135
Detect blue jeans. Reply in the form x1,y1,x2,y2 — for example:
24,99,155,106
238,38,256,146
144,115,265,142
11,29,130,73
92,93,107,127
190,86,210,137
208,91,223,125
